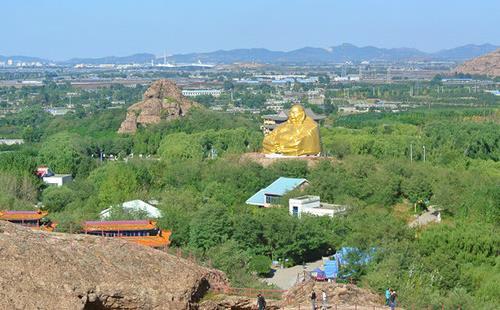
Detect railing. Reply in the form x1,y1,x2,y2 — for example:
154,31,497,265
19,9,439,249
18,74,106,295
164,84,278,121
286,304,463,310
222,286,286,300
292,304,389,310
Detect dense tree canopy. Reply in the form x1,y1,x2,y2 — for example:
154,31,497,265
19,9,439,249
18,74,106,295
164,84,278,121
0,104,498,307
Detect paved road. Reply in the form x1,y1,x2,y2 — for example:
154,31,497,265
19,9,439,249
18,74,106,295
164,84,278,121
262,259,324,289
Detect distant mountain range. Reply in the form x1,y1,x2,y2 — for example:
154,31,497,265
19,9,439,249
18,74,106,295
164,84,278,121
166,43,499,64
1,43,498,65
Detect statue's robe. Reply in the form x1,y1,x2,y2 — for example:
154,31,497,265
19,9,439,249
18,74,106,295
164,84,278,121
262,116,321,156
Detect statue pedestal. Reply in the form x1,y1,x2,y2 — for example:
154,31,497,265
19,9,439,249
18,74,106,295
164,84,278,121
240,152,329,168
264,153,320,159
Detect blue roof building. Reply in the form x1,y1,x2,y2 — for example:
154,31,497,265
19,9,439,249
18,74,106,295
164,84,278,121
246,177,308,207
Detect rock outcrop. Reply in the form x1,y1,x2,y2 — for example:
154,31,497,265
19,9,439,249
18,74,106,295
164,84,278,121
0,221,227,310
199,296,280,310
454,49,500,77
282,280,383,308
118,79,196,134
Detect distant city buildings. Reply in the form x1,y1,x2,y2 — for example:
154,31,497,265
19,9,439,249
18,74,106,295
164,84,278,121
181,89,223,97
262,108,325,134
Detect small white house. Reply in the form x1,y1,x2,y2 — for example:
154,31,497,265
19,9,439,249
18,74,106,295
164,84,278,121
100,199,162,220
42,174,73,187
289,195,347,218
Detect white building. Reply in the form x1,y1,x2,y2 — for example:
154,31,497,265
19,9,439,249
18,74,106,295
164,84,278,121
45,108,71,116
43,174,73,187
289,195,347,218
100,199,162,220
182,89,223,97
0,139,24,145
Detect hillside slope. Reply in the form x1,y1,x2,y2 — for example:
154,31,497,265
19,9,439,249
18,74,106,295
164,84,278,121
454,48,500,77
0,221,227,309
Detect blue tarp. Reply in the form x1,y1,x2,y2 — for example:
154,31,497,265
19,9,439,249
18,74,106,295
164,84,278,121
324,259,338,279
322,247,375,279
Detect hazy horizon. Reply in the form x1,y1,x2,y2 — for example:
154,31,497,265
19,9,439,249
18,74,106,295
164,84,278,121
1,0,499,60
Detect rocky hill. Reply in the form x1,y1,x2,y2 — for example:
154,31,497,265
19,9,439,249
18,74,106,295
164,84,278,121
0,221,227,309
282,280,383,309
454,48,500,77
118,79,196,134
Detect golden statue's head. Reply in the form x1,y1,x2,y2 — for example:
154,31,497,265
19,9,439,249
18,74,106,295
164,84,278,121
288,104,306,125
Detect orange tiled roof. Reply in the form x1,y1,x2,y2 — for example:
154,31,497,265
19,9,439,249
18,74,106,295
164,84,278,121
0,210,48,221
122,230,171,248
83,220,158,232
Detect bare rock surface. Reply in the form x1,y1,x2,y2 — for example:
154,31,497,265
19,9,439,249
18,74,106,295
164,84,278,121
282,280,384,308
118,79,197,134
0,221,227,310
454,49,500,77
199,295,280,310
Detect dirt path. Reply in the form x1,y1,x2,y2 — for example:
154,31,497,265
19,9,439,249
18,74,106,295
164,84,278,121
262,259,324,289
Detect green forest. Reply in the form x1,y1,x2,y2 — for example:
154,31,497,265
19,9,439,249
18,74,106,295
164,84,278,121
0,104,499,309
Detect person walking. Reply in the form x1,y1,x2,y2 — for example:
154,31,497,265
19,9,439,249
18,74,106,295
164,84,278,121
389,290,397,310
310,290,317,310
321,289,328,309
385,288,391,306
257,293,266,310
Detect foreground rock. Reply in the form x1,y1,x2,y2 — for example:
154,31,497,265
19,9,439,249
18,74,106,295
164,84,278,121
199,295,280,310
282,280,383,308
118,79,197,134
0,221,227,310
454,48,500,77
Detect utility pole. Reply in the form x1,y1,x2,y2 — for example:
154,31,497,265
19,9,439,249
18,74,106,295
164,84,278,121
423,146,426,162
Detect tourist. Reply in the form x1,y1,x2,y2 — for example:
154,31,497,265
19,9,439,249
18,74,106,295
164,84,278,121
321,289,328,309
310,290,317,310
389,290,397,310
257,293,266,310
385,288,391,306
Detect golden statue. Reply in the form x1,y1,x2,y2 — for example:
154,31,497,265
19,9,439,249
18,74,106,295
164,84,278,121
262,105,321,156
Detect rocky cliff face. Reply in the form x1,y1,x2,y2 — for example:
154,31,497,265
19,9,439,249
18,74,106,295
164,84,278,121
0,221,227,310
118,79,196,134
454,48,500,77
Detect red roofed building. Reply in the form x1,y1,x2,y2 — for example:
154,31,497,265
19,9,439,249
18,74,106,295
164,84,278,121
82,220,171,248
0,210,56,231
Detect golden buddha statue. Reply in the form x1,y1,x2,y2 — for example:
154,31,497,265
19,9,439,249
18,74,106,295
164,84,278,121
262,104,321,156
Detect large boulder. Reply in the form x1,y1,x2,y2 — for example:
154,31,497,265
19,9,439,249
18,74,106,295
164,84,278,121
0,221,227,309
118,79,197,134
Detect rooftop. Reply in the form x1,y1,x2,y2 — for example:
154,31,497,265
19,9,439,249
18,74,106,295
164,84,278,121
246,177,308,206
291,195,320,201
83,220,158,231
100,199,162,219
0,210,48,221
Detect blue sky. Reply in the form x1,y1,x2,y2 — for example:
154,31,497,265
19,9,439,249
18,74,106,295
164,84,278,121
1,0,499,60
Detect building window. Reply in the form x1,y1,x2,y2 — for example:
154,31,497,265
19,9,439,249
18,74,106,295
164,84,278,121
265,195,280,205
